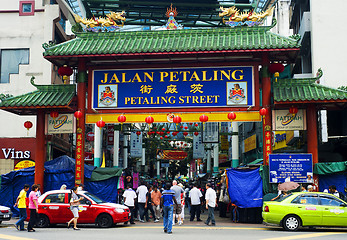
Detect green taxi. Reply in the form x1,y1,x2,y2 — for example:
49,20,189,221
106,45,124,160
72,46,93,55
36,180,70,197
262,192,347,231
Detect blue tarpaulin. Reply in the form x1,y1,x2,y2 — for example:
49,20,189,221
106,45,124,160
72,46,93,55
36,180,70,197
226,168,263,208
0,155,120,216
318,174,347,193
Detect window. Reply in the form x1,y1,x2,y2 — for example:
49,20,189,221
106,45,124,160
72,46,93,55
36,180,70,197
0,49,29,83
43,193,66,204
320,196,343,207
19,1,35,16
292,194,319,205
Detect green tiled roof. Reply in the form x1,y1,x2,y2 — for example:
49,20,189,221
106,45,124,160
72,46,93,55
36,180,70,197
43,22,301,56
0,77,76,110
273,69,347,103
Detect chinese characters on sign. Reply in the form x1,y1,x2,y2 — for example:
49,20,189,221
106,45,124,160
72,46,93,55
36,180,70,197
75,129,83,185
93,66,254,109
264,131,272,165
269,154,313,183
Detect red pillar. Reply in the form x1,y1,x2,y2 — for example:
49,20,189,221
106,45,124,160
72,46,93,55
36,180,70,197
34,109,46,191
261,56,272,165
307,104,319,190
75,58,87,186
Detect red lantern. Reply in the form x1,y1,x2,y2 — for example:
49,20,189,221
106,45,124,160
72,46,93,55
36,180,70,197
24,121,33,130
195,123,199,127
162,128,166,131
173,116,182,125
259,108,268,116
167,131,170,134
74,111,83,119
184,126,188,130
145,116,154,124
96,120,105,128
227,112,236,121
165,135,168,138
199,114,208,123
50,111,59,119
269,63,284,82
189,123,193,125
180,125,183,128
183,132,188,136
136,131,141,136
172,132,177,136
118,115,126,123
58,65,73,83
160,137,163,140
194,132,199,136
289,106,298,115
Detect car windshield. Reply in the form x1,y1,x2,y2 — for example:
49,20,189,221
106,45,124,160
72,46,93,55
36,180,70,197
274,193,292,202
84,192,106,204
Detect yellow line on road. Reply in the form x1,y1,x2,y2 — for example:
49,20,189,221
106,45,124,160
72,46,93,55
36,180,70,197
0,234,37,240
261,232,344,240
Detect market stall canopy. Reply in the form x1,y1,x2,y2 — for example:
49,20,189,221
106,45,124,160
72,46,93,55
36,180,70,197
43,19,301,66
0,77,76,115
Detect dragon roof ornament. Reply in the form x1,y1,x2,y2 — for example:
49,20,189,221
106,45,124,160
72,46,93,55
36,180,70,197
73,11,126,32
219,6,274,27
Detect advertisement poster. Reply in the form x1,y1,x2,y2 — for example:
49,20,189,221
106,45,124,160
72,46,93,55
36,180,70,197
92,66,254,109
269,154,313,183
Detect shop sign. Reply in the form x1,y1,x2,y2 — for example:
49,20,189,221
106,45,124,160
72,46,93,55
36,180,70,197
1,148,31,159
130,131,142,158
107,125,114,145
219,154,228,163
193,134,204,159
92,66,254,110
244,134,256,152
86,132,94,141
269,153,313,183
47,114,74,134
273,109,306,130
202,122,219,143
272,131,287,150
220,135,229,151
14,160,35,170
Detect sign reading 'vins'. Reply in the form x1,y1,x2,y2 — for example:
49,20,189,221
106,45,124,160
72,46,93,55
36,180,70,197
92,66,254,109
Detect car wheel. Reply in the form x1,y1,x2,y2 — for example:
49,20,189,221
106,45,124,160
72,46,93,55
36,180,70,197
36,214,50,228
97,213,113,228
283,215,300,231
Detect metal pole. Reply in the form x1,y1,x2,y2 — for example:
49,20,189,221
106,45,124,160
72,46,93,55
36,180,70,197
232,122,239,168
113,129,119,167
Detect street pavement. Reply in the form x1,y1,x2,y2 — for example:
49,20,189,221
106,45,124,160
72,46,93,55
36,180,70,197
1,211,347,240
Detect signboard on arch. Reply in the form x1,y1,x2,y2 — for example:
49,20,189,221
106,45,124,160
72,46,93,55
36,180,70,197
92,66,254,110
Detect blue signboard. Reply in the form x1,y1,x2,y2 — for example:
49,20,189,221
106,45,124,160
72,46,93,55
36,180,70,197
92,66,254,109
269,154,313,183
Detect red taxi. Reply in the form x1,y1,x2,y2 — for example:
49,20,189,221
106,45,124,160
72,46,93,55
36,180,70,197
31,190,130,228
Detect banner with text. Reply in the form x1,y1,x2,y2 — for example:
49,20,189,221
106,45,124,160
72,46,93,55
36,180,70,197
92,66,254,109
130,132,143,158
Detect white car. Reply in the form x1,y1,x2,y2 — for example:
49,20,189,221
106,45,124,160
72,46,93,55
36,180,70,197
0,205,12,224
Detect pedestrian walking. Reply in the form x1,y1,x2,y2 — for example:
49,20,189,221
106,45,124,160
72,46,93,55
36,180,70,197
27,184,39,232
204,183,217,226
161,182,178,234
189,182,203,222
123,183,137,224
151,185,162,222
67,187,84,230
14,184,30,231
171,180,184,225
136,181,148,222
146,185,156,221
